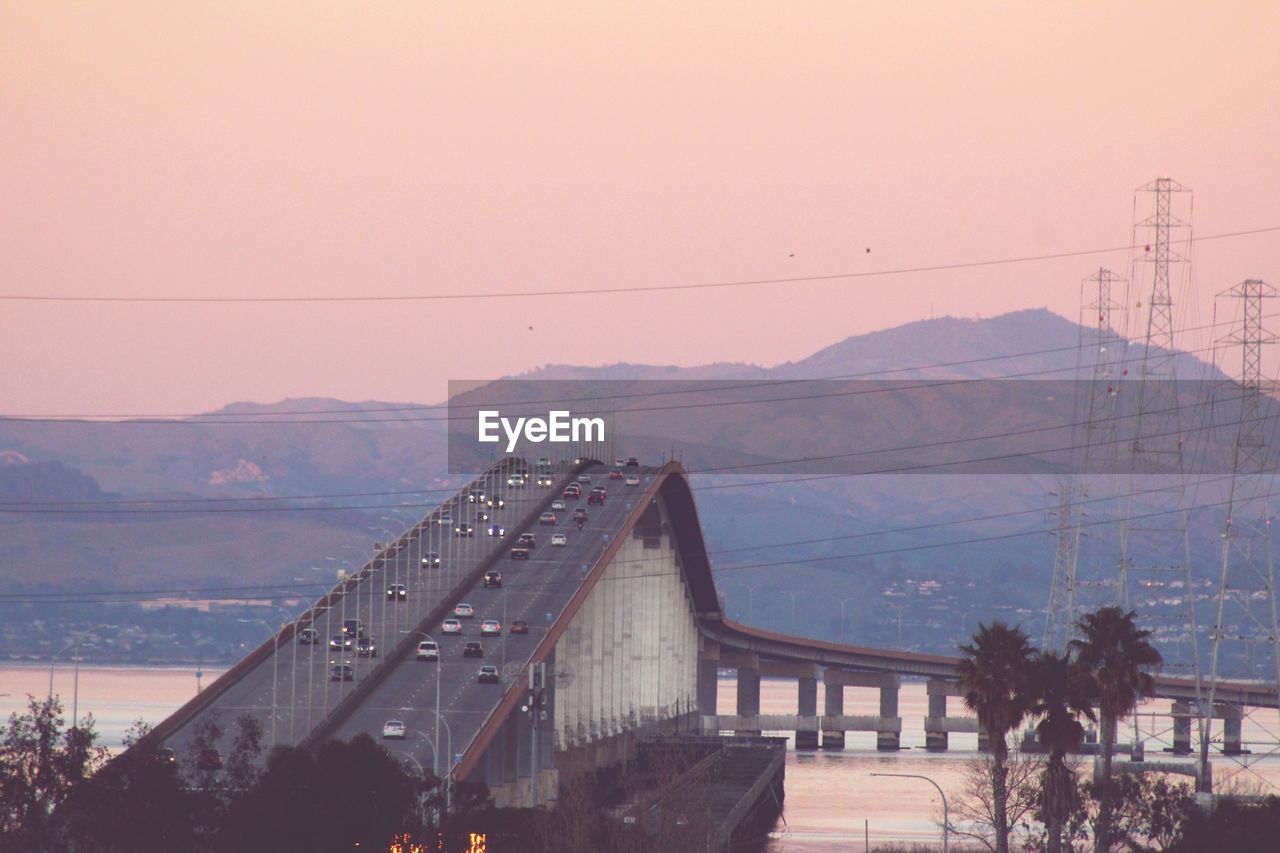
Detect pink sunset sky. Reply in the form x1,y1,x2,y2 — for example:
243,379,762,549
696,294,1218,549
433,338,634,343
2,2,1277,417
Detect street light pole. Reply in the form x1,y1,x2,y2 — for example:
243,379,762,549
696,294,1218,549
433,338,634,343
238,618,280,751
48,624,116,724
870,772,949,853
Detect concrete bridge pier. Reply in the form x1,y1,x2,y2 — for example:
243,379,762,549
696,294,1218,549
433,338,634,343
877,675,901,751
759,660,820,750
925,679,960,751
1219,704,1244,755
822,671,845,750
1171,701,1191,754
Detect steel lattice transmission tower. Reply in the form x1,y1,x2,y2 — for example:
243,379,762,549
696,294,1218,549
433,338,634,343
1115,178,1203,679
1044,268,1126,651
1202,279,1280,783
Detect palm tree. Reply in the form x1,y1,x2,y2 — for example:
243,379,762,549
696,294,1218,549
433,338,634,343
1070,607,1162,853
958,620,1035,853
1025,650,1097,853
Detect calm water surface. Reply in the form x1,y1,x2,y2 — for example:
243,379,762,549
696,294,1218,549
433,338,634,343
4,665,1279,850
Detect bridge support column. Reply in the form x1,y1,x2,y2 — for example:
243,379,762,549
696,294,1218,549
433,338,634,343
696,655,719,731
822,676,844,750
1220,704,1244,755
925,679,952,751
1171,702,1192,755
736,667,761,736
878,676,901,751
796,676,819,749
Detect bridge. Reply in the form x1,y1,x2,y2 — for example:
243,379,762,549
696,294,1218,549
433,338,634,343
145,458,1279,806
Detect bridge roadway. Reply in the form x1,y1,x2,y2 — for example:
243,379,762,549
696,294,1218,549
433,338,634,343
157,458,574,759
324,463,654,775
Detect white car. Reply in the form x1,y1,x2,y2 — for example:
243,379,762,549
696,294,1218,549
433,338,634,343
625,475,640,486
551,499,566,511
441,618,462,635
416,640,439,661
437,513,452,526
551,532,567,546
382,720,407,739
454,603,475,619
577,474,591,483
480,619,502,636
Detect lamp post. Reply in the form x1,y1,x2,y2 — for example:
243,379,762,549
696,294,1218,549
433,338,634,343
48,624,116,725
781,590,803,633
402,630,444,778
238,618,281,751
742,582,763,622
837,596,857,642
870,772,949,852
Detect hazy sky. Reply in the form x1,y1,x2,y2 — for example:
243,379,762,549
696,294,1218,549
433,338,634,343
2,2,1278,416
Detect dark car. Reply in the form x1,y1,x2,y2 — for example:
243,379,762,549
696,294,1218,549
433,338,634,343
467,488,485,504
455,522,474,537
422,552,441,568
477,665,500,683
342,619,365,639
157,746,178,765
486,495,506,509
484,570,502,588
625,457,639,467
510,546,530,560
330,664,354,682
608,468,624,480
510,620,529,634
297,627,319,644
386,584,407,601
487,524,506,537
329,634,354,652
356,637,378,658
588,491,605,505
196,747,222,771
572,507,589,521
517,532,537,548
463,641,484,658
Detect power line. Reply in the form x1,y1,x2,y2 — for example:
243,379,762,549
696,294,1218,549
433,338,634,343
3,225,1276,306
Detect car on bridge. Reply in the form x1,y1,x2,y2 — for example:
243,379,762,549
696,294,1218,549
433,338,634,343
476,509,491,522
381,720,406,740
577,474,591,484
507,473,525,487
510,620,529,634
551,532,567,546
539,512,557,525
517,532,537,548
329,634,354,652
538,457,551,467
484,570,502,588
422,552,441,567
563,484,581,499
487,524,506,537
510,546,530,560
386,584,407,601
537,474,554,486
356,637,378,657
416,640,439,661
454,522,474,537
572,507,589,522
588,490,606,505
551,499,566,511
330,663,354,681
608,467,624,480
467,488,485,504
454,603,475,619
625,457,640,467
342,619,365,639
480,620,501,636
477,665,499,683
297,627,319,644
437,512,452,526
441,618,462,635
487,495,506,509
463,641,484,658
625,474,640,486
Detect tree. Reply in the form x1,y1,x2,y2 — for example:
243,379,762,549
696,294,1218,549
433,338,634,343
949,751,1044,852
1025,650,1097,853
0,695,106,852
1070,607,1161,853
957,621,1035,853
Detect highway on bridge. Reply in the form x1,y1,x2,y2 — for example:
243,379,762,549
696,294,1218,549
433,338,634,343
158,460,570,759
328,463,655,777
